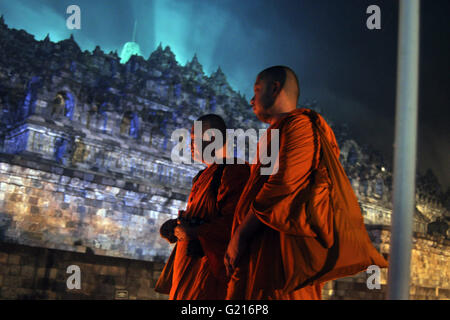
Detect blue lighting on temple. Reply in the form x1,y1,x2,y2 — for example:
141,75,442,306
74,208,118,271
175,83,182,98
130,112,139,138
210,96,216,112
70,61,77,73
64,92,75,120
54,137,67,164
20,76,41,120
99,102,108,132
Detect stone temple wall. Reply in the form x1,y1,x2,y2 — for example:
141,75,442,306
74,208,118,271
0,15,249,261
0,241,168,300
0,153,181,261
0,225,448,300
323,226,450,300
0,15,448,299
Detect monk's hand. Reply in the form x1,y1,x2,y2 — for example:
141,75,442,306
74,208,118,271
224,230,248,277
174,219,197,241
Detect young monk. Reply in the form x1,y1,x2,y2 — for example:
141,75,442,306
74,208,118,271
155,114,250,300
224,66,388,300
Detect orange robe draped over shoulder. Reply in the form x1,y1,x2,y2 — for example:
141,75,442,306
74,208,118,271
226,108,388,300
155,162,250,300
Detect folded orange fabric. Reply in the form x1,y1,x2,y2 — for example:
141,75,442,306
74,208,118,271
155,163,250,299
227,108,388,299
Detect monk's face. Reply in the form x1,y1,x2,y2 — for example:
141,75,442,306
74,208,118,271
250,76,278,123
190,122,216,164
191,125,202,163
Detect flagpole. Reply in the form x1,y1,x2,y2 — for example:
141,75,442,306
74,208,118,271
387,0,420,300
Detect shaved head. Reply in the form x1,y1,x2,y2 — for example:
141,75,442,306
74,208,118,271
191,113,227,164
196,113,227,140
257,66,300,104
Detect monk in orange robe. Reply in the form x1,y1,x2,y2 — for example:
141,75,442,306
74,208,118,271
155,114,250,300
224,66,388,300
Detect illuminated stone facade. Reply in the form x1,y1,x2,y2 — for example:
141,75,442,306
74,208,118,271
0,16,448,299
0,16,260,262
322,226,450,300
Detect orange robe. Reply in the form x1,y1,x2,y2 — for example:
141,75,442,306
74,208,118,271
155,162,250,300
226,108,388,300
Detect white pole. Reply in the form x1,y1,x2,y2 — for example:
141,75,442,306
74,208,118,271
387,0,420,300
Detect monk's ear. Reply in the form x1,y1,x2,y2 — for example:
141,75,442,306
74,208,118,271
270,80,282,97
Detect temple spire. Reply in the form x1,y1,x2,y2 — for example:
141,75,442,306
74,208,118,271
119,20,142,64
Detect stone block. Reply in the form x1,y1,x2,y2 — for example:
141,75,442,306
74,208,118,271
20,265,35,278
0,252,8,263
36,267,46,278
31,179,43,189
7,254,21,265
10,193,24,202
30,206,40,214
16,288,34,299
1,287,18,299
76,205,86,214
43,183,56,192
60,202,70,210
28,196,39,205
4,275,21,287
152,270,162,281
0,182,7,191
21,278,35,289
50,280,67,292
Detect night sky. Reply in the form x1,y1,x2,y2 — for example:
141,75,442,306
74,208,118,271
0,0,448,189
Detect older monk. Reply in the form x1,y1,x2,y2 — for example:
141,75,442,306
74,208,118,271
224,66,388,300
155,114,250,300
